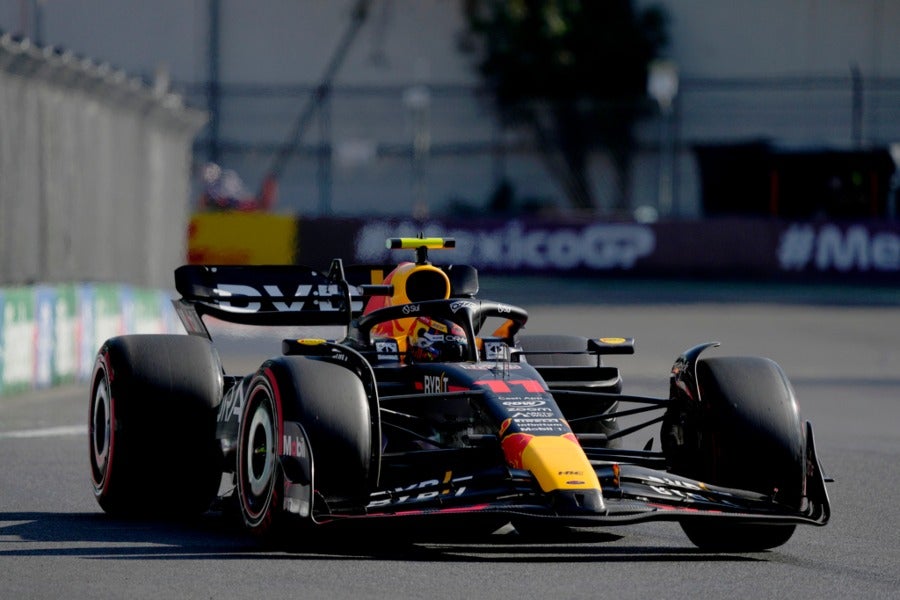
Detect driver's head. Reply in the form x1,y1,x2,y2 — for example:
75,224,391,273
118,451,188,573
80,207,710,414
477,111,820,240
407,317,468,363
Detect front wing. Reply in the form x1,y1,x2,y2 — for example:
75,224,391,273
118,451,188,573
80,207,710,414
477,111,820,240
307,422,830,529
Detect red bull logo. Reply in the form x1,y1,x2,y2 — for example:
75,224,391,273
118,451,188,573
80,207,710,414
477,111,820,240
501,432,601,494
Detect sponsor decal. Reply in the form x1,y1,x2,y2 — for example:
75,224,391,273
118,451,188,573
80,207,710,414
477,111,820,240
642,475,718,502
500,433,534,469
459,363,522,370
512,417,567,433
375,339,400,357
282,433,309,459
212,283,363,313
484,341,508,360
449,300,477,313
423,373,449,394
644,475,703,490
330,351,350,362
778,223,900,273
509,409,554,418
218,387,244,423
401,304,421,315
502,400,547,407
414,374,467,394
366,473,473,507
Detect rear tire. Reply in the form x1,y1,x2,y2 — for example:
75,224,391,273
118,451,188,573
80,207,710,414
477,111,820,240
664,356,805,551
89,335,223,517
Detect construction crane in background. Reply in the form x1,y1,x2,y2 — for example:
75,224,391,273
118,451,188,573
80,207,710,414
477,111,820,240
203,0,371,213
264,0,372,213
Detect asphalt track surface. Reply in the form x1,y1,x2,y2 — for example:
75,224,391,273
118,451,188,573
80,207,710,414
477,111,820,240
2,278,898,599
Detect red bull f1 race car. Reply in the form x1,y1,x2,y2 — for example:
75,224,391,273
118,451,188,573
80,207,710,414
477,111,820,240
88,238,831,550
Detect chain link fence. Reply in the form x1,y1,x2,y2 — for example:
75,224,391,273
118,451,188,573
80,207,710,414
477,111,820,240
185,73,900,219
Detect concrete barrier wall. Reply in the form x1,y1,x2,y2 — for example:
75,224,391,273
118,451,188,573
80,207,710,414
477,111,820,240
0,35,206,289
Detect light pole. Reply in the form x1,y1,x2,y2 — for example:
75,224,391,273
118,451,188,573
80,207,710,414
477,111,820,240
647,60,679,219
403,84,431,219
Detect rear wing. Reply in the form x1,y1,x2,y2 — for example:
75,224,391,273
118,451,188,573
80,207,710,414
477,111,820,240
173,235,478,338
173,260,366,336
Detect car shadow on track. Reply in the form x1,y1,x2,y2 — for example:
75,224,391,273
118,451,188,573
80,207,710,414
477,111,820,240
0,511,764,563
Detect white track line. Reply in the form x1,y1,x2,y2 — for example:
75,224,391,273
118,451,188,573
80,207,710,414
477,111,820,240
0,425,87,440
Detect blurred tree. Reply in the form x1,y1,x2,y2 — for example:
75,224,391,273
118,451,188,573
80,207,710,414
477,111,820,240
461,0,668,212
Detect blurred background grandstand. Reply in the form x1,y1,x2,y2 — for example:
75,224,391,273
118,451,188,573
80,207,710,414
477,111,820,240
2,0,898,221
0,0,897,396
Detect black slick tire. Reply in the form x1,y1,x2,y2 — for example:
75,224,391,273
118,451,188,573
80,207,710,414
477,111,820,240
236,357,373,539
88,334,223,517
673,356,805,551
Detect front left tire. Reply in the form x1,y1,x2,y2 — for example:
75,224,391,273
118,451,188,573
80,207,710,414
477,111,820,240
235,356,375,539
663,355,806,551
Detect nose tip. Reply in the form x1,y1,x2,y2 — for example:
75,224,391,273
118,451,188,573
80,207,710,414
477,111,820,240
552,489,606,514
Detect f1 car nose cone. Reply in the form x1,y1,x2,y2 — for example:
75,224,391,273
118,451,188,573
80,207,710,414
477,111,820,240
551,489,606,514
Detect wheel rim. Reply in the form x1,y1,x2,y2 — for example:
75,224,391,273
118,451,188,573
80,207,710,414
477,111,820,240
246,402,275,497
239,384,280,525
90,373,112,488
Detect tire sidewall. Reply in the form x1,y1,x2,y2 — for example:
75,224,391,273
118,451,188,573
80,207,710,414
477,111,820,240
698,356,805,507
89,348,117,501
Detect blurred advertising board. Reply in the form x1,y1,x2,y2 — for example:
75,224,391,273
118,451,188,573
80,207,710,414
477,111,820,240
296,217,900,281
0,288,36,395
188,212,297,265
0,284,179,396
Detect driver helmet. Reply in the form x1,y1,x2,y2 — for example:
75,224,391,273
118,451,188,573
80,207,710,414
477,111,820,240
407,317,468,363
